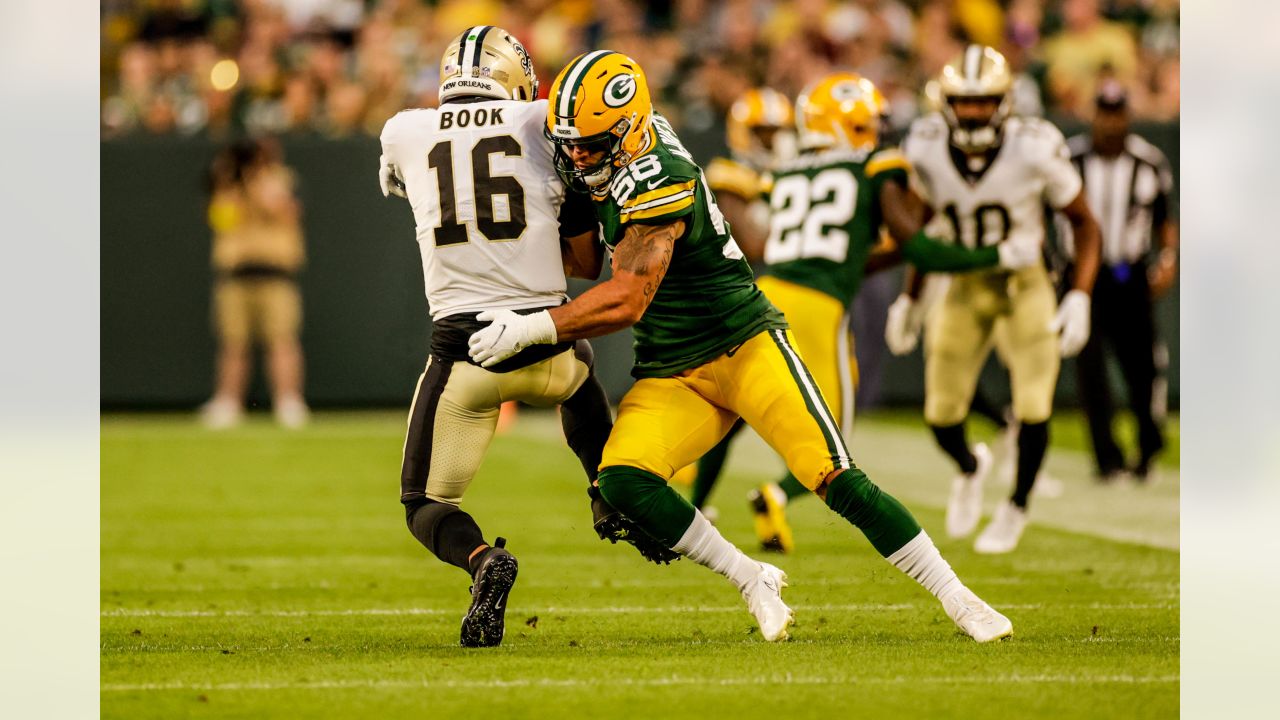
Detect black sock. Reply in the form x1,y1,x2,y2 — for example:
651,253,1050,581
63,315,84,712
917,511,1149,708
931,423,977,474
405,499,487,575
1011,420,1049,509
560,345,613,486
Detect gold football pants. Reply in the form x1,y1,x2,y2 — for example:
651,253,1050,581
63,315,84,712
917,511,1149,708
601,328,852,491
757,275,857,436
924,265,1060,426
400,347,590,505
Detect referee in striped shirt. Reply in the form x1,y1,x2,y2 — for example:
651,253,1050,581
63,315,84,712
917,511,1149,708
1061,81,1178,482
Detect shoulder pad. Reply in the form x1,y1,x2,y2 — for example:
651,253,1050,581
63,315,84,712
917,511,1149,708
867,147,911,177
705,157,760,200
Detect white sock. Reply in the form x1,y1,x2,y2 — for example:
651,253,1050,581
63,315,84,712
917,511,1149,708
674,512,759,591
886,530,964,602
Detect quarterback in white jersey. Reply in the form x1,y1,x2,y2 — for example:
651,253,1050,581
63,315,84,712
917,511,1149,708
888,45,1101,555
377,26,672,650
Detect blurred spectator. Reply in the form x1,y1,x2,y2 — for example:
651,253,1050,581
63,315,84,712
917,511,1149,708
200,137,310,429
101,0,1178,137
1041,0,1139,118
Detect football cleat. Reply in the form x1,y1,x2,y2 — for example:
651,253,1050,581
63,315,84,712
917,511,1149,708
748,483,794,553
590,487,680,565
460,538,518,648
974,501,1029,554
740,562,794,642
945,443,992,538
943,587,1013,643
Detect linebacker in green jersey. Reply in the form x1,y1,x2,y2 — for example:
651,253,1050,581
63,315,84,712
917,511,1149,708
693,73,1042,554
468,51,1014,643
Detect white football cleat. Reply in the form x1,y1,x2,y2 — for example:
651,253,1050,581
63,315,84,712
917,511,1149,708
943,587,1013,643
946,443,992,538
974,500,1029,554
740,562,794,642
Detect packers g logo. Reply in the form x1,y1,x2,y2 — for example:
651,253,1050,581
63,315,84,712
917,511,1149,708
603,74,637,108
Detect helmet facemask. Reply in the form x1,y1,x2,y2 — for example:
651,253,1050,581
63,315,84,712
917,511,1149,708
942,94,1010,153
547,117,633,191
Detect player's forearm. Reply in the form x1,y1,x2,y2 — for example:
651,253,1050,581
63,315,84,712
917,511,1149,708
901,231,999,272
548,281,646,340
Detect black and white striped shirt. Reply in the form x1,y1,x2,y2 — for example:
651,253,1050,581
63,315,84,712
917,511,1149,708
1060,133,1175,266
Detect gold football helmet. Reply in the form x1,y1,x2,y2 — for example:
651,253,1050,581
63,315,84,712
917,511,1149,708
545,51,654,190
439,26,538,103
727,87,794,168
937,44,1013,152
795,72,887,151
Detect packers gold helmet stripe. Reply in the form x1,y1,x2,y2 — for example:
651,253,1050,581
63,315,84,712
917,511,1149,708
557,50,612,123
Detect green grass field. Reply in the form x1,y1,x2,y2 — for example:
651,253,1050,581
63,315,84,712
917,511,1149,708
101,410,1178,718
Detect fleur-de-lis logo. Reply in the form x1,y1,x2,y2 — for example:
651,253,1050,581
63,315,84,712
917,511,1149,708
603,74,637,108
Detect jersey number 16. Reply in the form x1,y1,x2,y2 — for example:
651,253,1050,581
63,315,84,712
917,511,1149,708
428,135,528,247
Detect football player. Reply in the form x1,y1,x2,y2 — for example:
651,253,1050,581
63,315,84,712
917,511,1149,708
888,45,1102,554
469,51,1014,643
378,27,671,648
696,74,1043,554
685,88,792,518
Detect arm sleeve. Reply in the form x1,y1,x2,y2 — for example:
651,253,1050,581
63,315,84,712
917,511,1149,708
867,147,911,191
1040,126,1084,209
901,230,999,272
558,189,599,238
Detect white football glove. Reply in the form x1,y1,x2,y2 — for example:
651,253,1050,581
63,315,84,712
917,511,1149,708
379,154,407,199
467,309,558,368
996,241,1040,269
885,294,926,356
1050,289,1091,357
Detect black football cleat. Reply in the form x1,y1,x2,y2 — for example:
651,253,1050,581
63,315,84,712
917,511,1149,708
460,538,518,648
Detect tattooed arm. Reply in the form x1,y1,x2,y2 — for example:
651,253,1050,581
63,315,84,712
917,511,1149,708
548,219,683,340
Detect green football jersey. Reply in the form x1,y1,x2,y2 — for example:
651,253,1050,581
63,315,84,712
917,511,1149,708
761,147,910,307
591,114,786,378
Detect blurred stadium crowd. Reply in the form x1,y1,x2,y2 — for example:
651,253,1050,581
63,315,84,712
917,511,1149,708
101,0,1180,139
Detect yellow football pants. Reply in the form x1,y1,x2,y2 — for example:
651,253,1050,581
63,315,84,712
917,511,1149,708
924,265,1060,426
601,328,852,491
757,275,857,436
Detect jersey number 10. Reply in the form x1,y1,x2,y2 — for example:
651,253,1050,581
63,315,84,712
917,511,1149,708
428,135,528,247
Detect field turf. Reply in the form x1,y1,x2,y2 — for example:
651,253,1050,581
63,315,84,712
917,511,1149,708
101,411,1178,718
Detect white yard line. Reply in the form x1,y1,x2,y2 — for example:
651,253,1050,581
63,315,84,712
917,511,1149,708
102,601,1175,618
102,673,1179,692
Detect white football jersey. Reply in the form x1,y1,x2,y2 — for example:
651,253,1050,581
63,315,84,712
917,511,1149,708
904,114,1082,257
380,99,572,320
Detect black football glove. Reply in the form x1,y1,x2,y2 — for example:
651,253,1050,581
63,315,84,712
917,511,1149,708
589,486,681,565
